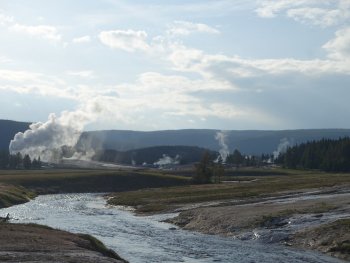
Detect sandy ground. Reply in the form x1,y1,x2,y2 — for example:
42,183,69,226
0,223,127,263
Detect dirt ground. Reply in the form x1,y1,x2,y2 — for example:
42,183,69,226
290,219,350,261
167,185,350,261
0,223,127,263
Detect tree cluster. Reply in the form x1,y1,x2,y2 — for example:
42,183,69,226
192,150,274,184
94,146,216,166
225,150,273,167
0,151,41,169
275,137,350,172
193,152,224,184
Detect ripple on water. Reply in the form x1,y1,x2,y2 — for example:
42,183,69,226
0,194,345,263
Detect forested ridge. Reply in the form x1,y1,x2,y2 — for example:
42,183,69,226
276,137,350,172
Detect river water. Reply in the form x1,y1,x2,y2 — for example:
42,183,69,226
0,194,345,263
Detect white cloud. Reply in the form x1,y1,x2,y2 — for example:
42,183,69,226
135,72,236,93
0,63,281,129
0,69,72,98
66,70,95,79
168,20,220,36
287,7,343,27
51,71,251,127
167,42,350,79
323,27,350,59
256,0,350,27
0,13,14,26
256,0,320,18
0,56,12,63
99,29,150,52
72,35,91,44
9,23,61,42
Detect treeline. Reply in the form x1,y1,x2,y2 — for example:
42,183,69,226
0,151,41,169
193,150,274,184
93,146,217,165
224,149,273,167
276,137,350,172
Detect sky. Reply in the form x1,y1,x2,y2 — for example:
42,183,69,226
0,0,350,131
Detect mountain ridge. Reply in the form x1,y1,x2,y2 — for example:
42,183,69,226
1,119,350,155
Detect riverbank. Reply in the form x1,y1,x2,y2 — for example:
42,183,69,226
0,183,36,208
108,170,350,261
167,186,350,261
1,167,349,261
0,223,127,262
0,185,129,263
0,169,147,263
290,219,350,261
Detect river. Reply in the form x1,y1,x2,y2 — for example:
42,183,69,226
0,194,345,263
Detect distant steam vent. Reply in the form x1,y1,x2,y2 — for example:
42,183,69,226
215,130,230,163
273,138,292,159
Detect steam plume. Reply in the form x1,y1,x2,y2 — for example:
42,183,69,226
154,154,180,167
9,101,102,163
273,138,291,159
215,130,229,163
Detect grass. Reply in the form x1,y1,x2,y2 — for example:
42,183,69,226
22,223,54,230
0,184,36,208
108,169,350,213
79,234,128,262
0,169,189,194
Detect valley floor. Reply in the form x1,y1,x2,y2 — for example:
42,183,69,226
0,167,349,262
108,169,350,261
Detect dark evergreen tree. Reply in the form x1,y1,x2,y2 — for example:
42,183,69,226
226,149,244,168
32,156,42,169
193,151,214,184
276,137,350,172
0,151,9,169
23,154,32,169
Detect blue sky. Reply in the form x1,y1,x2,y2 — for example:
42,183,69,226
0,0,350,131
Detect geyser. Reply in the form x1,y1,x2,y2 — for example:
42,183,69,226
273,138,291,159
215,130,229,163
9,101,101,163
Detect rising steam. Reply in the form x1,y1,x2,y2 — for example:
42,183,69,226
215,130,229,163
153,154,180,167
273,138,291,159
9,101,102,163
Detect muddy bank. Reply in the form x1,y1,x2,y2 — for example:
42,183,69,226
290,219,350,261
0,223,127,263
167,187,350,261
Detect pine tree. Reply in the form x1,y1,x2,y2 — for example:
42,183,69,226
193,151,213,184
23,154,32,169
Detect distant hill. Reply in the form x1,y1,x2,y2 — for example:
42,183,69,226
2,119,350,155
0,120,31,150
79,129,350,155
